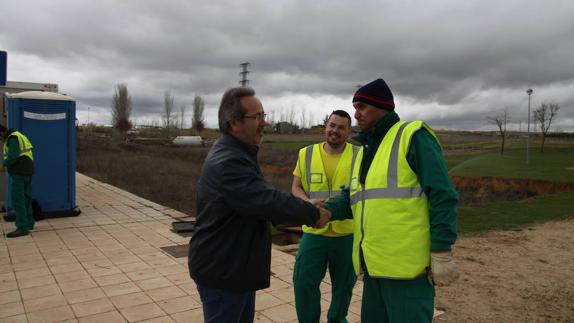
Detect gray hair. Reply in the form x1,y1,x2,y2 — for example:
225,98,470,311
218,87,256,134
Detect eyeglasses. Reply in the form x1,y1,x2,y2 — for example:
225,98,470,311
242,113,267,121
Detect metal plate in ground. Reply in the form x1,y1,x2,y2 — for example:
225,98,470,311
160,244,189,258
172,221,195,233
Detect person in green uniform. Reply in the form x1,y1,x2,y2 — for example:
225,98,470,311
291,110,359,323
0,125,35,238
324,78,460,323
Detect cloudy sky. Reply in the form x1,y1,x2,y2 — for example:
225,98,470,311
1,0,572,131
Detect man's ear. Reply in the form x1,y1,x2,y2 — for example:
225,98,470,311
228,118,240,134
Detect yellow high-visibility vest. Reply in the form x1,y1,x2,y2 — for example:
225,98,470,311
3,131,34,161
349,121,439,278
298,142,359,236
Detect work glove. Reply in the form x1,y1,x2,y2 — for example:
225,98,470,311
428,251,459,286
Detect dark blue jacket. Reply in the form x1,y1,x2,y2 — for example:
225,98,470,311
188,134,319,292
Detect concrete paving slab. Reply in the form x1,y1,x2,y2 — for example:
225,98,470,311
0,173,364,322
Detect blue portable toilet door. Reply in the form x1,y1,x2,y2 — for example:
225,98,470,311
19,102,73,212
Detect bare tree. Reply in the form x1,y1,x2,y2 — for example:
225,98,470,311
265,110,277,133
192,95,205,135
112,83,132,133
299,107,309,133
163,91,175,129
322,113,330,127
308,110,316,128
278,105,298,134
179,105,186,129
287,105,296,127
487,109,511,154
533,103,560,152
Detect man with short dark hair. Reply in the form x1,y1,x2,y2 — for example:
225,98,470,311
188,87,331,323
291,110,358,323
325,78,459,322
0,124,35,238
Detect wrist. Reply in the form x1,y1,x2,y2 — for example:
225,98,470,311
312,207,320,222
431,243,452,253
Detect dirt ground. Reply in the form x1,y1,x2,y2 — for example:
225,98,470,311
435,218,574,322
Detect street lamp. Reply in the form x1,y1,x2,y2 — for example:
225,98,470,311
526,88,533,164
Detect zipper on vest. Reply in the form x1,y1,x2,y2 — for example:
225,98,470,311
321,143,333,199
358,185,367,278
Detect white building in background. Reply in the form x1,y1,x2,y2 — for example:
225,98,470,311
1,81,58,120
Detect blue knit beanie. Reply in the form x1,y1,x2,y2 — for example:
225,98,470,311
353,78,395,111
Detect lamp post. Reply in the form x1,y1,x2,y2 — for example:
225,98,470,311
526,89,534,165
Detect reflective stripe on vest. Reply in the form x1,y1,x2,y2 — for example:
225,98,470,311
350,123,424,204
349,121,437,279
300,142,359,235
3,131,34,161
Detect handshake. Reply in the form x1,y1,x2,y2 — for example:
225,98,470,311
311,200,331,229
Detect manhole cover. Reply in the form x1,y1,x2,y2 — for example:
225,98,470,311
160,244,189,258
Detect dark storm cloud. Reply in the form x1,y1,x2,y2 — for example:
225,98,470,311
1,0,573,130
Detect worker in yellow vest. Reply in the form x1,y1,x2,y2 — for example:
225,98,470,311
0,125,35,238
292,110,359,323
325,79,460,323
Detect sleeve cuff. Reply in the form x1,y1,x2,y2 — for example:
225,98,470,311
431,242,452,252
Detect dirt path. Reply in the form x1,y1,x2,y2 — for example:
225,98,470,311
435,218,574,322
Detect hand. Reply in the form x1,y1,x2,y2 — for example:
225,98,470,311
309,199,325,208
313,207,331,228
428,251,460,286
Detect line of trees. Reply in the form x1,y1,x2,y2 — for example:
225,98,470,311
110,83,327,136
111,84,564,142
110,83,206,136
487,102,561,154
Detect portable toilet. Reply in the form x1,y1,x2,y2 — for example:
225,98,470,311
4,91,79,217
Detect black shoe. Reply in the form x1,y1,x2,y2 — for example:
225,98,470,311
6,230,29,238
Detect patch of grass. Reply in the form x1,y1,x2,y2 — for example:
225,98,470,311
443,142,498,149
444,154,476,170
458,191,574,233
77,136,208,216
449,147,574,182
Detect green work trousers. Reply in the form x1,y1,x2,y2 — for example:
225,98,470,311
10,175,34,232
293,233,356,323
361,274,435,323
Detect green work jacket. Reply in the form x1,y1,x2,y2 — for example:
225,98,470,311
326,111,458,277
3,130,35,176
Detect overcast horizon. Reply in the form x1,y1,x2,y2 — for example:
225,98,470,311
1,0,573,132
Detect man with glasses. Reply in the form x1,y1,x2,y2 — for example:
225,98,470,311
188,87,331,323
291,110,358,323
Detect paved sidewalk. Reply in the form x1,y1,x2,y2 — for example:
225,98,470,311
0,173,362,322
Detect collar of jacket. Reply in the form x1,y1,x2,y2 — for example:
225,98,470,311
353,111,401,147
221,133,259,157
